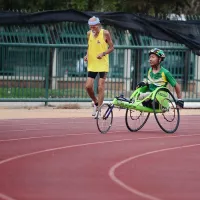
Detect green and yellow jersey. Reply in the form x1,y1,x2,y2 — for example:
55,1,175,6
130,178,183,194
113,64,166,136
146,67,177,91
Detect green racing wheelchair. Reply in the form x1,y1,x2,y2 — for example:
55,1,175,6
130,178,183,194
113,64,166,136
96,86,180,134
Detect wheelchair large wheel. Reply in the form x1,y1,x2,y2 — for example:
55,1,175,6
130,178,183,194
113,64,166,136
153,88,180,134
96,103,113,134
125,109,150,132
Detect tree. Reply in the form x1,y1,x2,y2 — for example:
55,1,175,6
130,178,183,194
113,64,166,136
183,0,200,15
116,0,191,16
0,0,197,16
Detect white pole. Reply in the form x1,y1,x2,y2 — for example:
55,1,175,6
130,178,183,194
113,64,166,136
196,55,200,94
123,49,131,93
52,48,57,89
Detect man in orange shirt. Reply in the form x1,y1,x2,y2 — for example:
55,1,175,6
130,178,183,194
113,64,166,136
84,16,114,118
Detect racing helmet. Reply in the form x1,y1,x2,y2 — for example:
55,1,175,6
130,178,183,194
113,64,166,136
149,48,166,61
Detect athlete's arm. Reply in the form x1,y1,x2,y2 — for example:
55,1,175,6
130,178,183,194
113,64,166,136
84,31,90,61
97,30,114,59
103,30,114,55
174,82,182,99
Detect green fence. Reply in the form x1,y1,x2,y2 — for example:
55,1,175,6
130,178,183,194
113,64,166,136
0,22,199,103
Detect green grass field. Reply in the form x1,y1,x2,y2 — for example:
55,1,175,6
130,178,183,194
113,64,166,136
0,87,89,98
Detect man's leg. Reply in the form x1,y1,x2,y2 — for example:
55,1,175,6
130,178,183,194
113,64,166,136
92,76,106,119
98,72,107,107
85,73,99,116
85,76,98,105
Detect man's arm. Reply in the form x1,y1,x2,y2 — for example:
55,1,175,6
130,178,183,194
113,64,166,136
103,30,114,55
97,30,114,59
84,31,90,61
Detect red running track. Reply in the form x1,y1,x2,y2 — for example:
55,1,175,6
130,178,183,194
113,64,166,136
0,115,199,200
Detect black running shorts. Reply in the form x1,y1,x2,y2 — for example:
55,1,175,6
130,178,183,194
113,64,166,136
88,71,107,79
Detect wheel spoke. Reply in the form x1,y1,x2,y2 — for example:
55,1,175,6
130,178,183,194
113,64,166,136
125,109,150,132
96,103,113,134
153,88,180,133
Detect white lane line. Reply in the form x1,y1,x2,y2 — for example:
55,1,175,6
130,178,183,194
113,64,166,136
0,125,95,133
0,129,125,143
0,138,139,165
0,121,96,127
0,135,200,200
0,193,17,200
1,132,200,143
0,138,132,200
0,133,96,143
1,134,200,164
0,122,62,127
0,118,89,122
0,117,125,126
109,143,200,200
0,124,124,133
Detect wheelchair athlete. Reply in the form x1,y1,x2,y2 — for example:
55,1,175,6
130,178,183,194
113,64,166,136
137,48,184,108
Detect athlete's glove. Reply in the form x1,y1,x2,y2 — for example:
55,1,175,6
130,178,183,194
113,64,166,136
176,99,184,108
136,81,148,88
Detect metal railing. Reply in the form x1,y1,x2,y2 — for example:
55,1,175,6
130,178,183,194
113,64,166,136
0,21,199,103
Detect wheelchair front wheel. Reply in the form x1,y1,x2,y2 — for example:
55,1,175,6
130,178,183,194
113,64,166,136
96,103,113,134
153,88,180,134
125,109,150,132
